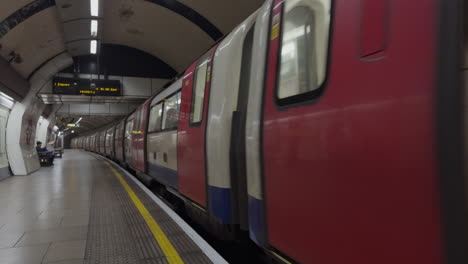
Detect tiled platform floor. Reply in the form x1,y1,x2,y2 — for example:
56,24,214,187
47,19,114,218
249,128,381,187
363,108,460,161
0,150,224,264
0,151,93,264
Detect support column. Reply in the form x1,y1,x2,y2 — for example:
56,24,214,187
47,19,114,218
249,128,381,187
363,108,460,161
6,53,72,175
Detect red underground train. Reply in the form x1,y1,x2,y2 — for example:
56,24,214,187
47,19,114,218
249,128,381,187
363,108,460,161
71,0,467,263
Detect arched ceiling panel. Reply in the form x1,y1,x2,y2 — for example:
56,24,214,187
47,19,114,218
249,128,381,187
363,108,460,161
0,0,37,22
103,0,215,72
0,0,55,38
0,8,66,78
178,0,264,33
144,0,222,40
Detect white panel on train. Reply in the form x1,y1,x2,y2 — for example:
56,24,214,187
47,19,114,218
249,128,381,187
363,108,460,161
245,0,272,200
205,13,258,189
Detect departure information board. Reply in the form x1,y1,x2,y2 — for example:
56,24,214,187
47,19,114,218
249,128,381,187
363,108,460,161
53,77,122,96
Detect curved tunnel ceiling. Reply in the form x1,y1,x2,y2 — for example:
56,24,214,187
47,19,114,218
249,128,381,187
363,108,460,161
0,0,264,130
145,0,223,40
63,44,177,79
0,0,264,79
103,0,215,72
0,1,65,79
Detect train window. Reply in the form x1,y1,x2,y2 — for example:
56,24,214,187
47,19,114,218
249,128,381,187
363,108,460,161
162,92,181,130
277,0,331,102
148,103,163,133
191,53,210,125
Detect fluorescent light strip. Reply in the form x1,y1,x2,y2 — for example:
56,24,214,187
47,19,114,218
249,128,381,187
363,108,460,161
90,40,97,54
91,20,98,37
90,0,99,16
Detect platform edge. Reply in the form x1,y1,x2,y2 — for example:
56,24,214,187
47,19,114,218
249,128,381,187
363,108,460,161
102,156,229,264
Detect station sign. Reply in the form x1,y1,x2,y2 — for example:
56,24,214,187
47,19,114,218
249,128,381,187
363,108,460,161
53,77,121,96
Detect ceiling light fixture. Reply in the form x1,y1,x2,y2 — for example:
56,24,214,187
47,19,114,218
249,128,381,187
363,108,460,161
90,40,97,54
90,0,99,17
91,20,98,37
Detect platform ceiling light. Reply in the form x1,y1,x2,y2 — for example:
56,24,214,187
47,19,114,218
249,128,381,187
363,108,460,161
71,130,75,134
91,20,98,37
90,0,99,17
90,40,97,54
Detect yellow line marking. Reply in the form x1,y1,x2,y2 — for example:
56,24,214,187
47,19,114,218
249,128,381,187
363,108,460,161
271,251,293,264
104,161,184,264
191,202,206,212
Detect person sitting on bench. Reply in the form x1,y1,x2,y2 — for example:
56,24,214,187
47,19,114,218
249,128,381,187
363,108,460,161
36,141,54,165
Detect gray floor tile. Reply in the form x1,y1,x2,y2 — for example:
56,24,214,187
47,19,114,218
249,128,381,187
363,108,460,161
43,260,83,264
47,201,91,210
0,244,49,264
61,215,89,227
0,213,39,224
42,240,86,263
15,226,87,247
39,209,89,220
1,218,62,233
0,231,24,248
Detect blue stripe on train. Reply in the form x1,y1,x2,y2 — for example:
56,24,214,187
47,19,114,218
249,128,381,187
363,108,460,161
248,195,266,246
208,186,232,224
147,162,178,189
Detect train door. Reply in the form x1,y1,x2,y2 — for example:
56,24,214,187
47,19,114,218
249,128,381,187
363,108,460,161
115,120,125,163
131,107,141,170
140,102,150,172
443,0,468,263
110,127,116,158
93,134,97,152
131,102,150,173
178,48,216,207
124,115,135,166
254,0,446,263
95,131,101,153
100,131,105,154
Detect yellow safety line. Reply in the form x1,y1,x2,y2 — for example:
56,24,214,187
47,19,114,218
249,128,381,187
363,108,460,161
271,251,293,264
104,161,184,264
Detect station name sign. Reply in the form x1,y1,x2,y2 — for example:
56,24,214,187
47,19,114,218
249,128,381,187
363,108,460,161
53,77,121,96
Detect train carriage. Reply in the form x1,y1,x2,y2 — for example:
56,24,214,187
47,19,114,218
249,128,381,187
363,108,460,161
72,0,465,262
